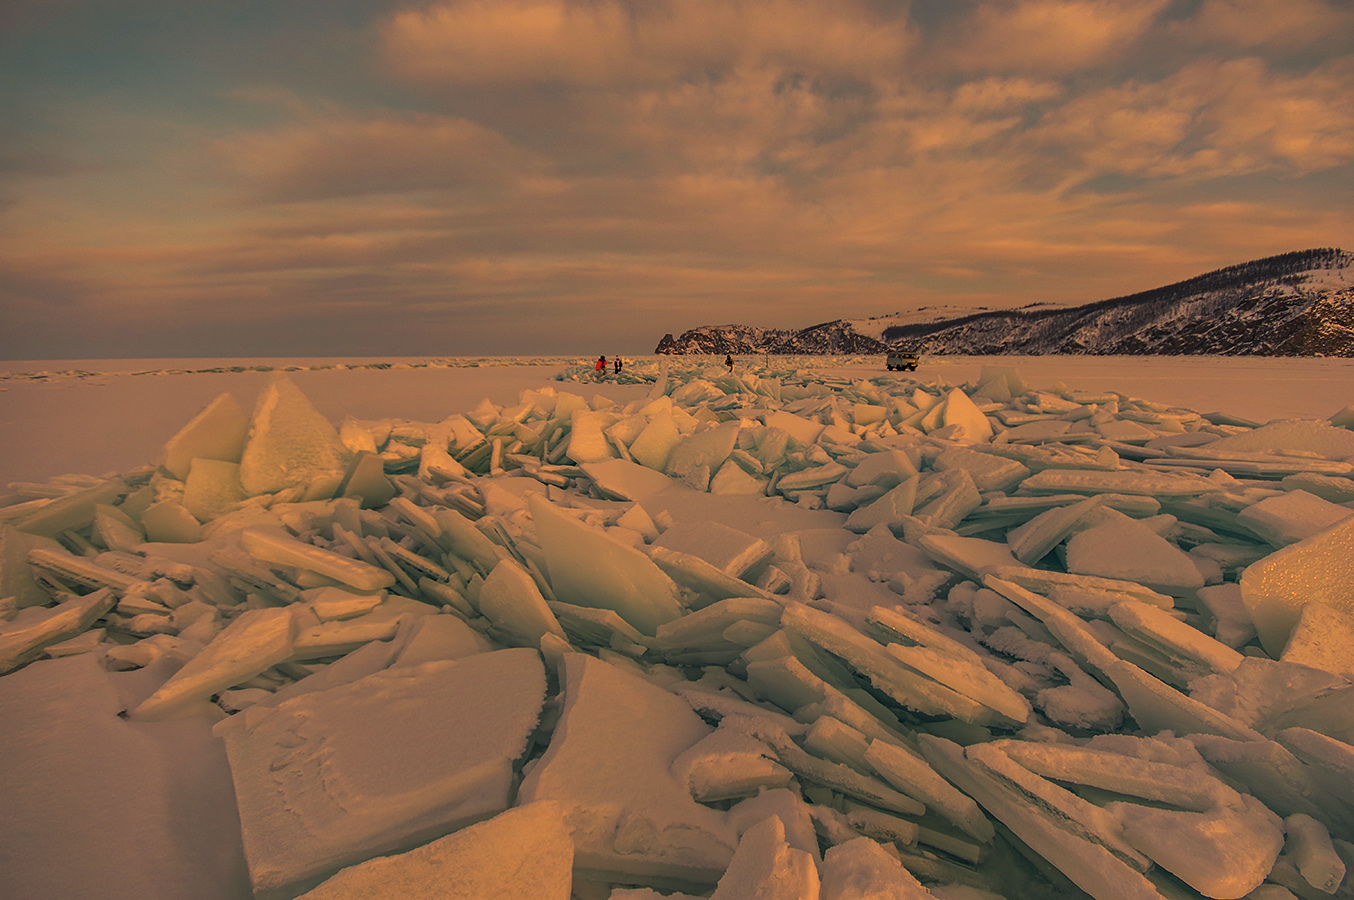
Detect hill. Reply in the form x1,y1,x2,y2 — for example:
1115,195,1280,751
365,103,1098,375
653,249,1354,357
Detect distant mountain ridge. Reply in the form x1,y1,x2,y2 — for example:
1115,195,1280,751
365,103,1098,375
653,248,1354,357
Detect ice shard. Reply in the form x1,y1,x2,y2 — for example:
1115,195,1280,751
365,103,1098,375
518,653,737,888
129,607,296,721
218,648,546,899
161,392,250,481
294,801,573,900
1240,516,1354,657
238,376,351,496
477,558,567,649
529,494,683,636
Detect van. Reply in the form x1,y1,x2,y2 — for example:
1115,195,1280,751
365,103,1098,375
885,351,918,372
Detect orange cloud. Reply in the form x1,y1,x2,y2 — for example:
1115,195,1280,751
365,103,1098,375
1028,58,1354,181
932,0,1170,75
205,111,545,202
382,0,915,87
1175,0,1354,52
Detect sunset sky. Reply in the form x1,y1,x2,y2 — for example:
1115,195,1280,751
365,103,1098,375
3,0,1352,359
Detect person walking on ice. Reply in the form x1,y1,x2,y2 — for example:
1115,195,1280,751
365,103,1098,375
725,354,734,373
595,355,607,379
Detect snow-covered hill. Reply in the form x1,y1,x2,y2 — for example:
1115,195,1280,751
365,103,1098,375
655,249,1354,357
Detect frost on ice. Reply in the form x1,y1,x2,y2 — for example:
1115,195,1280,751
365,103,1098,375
2,361,1354,900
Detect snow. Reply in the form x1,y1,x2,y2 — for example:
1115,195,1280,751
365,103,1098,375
2,353,1353,900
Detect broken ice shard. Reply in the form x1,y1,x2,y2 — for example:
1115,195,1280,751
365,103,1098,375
518,652,737,888
295,801,573,900
1240,516,1354,657
529,494,683,636
216,648,546,899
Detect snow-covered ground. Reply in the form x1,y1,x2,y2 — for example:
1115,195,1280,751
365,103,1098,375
2,354,1353,900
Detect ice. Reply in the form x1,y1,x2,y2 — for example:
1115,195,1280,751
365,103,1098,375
161,392,250,481
917,735,1169,900
1109,792,1284,898
712,458,772,494
653,520,773,581
518,653,737,888
932,448,1027,492
0,587,116,673
294,801,573,900
10,357,1354,899
182,458,247,522
1196,582,1258,647
670,725,794,801
216,648,545,899
916,533,1018,579
1240,516,1354,656
1105,658,1264,741
240,527,396,592
1275,727,1354,801
1237,489,1354,547
1207,419,1354,459
708,815,820,900
863,739,993,841
391,613,496,666
764,409,827,447
1283,813,1348,894
129,607,296,721
844,477,918,533
628,411,683,471
1277,601,1354,679
1107,600,1244,675
12,475,128,538
1018,467,1220,497
529,495,684,636
582,458,677,501
819,836,936,899
846,449,919,488
142,499,204,543
238,376,351,497
336,452,397,507
652,597,782,657
940,388,994,443
1065,514,1205,595
1005,496,1102,565
477,558,567,649
665,421,740,491
568,409,619,463
781,601,999,725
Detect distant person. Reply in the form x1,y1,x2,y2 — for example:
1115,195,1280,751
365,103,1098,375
595,355,607,378
613,356,622,375
725,354,734,373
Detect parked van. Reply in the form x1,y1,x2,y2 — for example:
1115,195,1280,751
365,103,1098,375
885,351,918,371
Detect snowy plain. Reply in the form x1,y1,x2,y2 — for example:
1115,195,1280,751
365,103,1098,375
2,353,1354,900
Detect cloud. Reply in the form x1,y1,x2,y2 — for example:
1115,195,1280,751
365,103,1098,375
930,0,1170,75
1027,58,1354,182
381,0,915,87
1174,0,1354,53
203,109,546,202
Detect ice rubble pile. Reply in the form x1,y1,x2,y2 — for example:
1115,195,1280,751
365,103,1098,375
3,359,1354,900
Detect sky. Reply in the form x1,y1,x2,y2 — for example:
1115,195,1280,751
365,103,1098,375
2,0,1352,359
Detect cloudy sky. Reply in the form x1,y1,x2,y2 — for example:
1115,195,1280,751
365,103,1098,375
3,0,1352,359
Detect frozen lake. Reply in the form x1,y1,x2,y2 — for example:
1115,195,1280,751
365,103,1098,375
2,350,1353,900
3,354,1351,487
